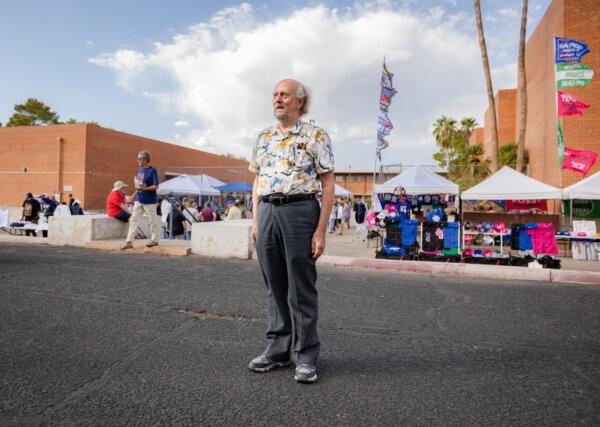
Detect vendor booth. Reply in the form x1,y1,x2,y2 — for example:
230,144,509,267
461,166,563,261
215,181,253,193
561,171,600,261
372,166,461,260
158,174,221,196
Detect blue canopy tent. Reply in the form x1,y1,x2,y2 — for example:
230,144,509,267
215,181,253,193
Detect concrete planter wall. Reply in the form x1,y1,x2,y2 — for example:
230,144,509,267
48,214,150,247
191,219,253,259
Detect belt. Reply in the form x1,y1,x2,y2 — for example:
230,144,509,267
260,193,316,206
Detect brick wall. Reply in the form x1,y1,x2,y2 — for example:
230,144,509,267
0,124,249,209
84,126,249,209
560,0,600,186
0,124,88,207
483,89,517,161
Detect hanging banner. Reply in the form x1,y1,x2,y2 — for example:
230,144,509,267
557,91,590,116
556,63,594,88
506,200,548,212
555,37,590,63
562,147,598,176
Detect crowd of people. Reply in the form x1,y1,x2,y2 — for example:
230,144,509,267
16,192,84,237
327,196,368,237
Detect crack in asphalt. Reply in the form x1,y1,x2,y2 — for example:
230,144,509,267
10,319,196,426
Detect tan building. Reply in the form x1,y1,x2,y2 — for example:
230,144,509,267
471,0,600,188
0,124,249,209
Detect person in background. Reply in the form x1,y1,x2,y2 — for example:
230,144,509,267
70,199,84,215
200,201,214,222
121,150,160,250
166,202,186,239
226,199,243,220
106,181,132,222
68,194,75,208
342,199,352,234
160,196,171,239
182,198,199,240
42,195,58,217
328,199,338,233
353,196,367,240
214,209,224,221
21,192,41,224
336,198,345,235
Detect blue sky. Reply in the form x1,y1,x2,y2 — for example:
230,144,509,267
0,0,552,169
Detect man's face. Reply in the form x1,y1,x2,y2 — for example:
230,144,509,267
272,80,303,123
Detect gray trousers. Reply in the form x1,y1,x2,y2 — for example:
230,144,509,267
255,198,321,366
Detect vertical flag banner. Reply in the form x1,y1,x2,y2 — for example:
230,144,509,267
557,91,590,116
376,61,397,160
556,63,594,89
562,147,598,176
555,37,590,63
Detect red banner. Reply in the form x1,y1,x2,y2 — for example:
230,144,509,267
562,147,598,175
506,199,548,212
557,91,590,116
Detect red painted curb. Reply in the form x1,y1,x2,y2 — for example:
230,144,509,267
318,255,600,286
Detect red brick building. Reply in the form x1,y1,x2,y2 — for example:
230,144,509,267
0,124,249,209
471,0,600,187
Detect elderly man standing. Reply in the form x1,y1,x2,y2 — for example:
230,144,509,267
248,79,335,383
121,150,160,250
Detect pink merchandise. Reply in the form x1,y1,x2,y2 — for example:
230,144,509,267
532,223,558,255
365,211,378,227
385,203,398,213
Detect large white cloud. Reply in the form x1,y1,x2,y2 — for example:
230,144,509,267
90,2,518,169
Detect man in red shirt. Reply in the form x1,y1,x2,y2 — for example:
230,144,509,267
106,180,132,222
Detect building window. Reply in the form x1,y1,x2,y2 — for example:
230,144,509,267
355,176,362,182
335,175,343,182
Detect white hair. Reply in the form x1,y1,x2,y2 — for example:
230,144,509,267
296,82,310,116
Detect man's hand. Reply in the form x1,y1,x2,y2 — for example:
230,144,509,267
311,230,326,259
251,222,258,246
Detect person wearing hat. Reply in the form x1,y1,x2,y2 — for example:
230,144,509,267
70,199,84,215
106,180,132,223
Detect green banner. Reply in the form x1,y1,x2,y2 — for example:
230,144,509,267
556,63,593,88
557,121,564,166
564,199,600,218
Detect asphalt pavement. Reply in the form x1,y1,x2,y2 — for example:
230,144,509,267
1,243,599,425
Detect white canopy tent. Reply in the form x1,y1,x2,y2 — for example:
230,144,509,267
192,174,226,188
373,165,459,211
158,174,221,196
461,166,562,200
335,184,353,198
562,170,600,225
562,171,600,199
374,165,459,195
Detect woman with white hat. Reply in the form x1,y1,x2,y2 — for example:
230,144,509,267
106,180,132,222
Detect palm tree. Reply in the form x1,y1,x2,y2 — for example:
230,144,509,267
473,0,500,173
460,117,478,143
516,0,528,172
432,116,457,170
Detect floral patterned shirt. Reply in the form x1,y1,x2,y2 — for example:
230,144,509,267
249,120,335,196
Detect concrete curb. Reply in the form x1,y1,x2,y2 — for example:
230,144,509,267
85,240,191,256
317,255,600,286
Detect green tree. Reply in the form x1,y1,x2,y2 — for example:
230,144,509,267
499,143,529,172
432,116,458,168
6,98,61,127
